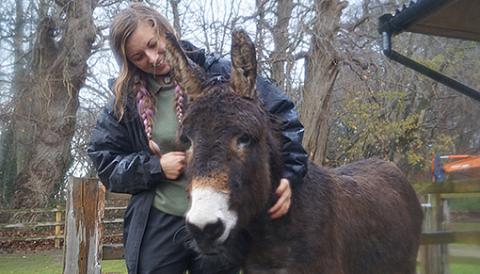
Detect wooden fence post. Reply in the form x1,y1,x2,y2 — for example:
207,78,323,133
419,192,449,274
63,177,105,274
55,204,62,248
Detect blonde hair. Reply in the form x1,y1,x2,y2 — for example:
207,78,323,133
110,2,176,119
109,3,184,157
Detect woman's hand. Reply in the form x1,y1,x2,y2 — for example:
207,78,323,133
160,151,186,180
268,178,291,219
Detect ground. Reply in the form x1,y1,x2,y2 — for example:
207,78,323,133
0,246,479,274
0,249,128,274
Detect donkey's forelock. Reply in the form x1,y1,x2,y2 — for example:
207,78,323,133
183,91,267,137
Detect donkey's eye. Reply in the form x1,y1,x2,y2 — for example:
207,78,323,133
237,134,252,147
179,133,192,148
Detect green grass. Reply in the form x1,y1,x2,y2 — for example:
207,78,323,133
0,251,478,274
101,260,128,274
0,253,61,274
449,197,480,212
450,263,480,274
0,251,127,274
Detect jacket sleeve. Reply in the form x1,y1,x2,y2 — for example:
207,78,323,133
87,105,165,194
196,53,308,185
256,77,308,185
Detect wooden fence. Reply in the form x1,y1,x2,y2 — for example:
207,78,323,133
1,177,479,274
0,178,128,274
0,206,125,247
0,185,127,250
0,206,65,248
417,179,480,274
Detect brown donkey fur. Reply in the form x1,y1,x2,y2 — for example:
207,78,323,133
164,29,423,274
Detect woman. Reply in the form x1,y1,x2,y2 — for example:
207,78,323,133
87,3,307,274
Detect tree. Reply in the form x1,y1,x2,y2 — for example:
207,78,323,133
0,0,26,206
11,0,97,208
299,0,347,164
168,0,183,37
270,0,293,90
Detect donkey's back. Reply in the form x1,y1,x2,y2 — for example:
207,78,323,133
284,158,422,274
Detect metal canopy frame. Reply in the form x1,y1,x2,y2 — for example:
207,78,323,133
378,0,480,102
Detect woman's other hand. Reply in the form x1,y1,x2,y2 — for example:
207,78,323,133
268,178,291,219
160,151,186,180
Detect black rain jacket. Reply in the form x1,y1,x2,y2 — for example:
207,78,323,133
87,41,308,273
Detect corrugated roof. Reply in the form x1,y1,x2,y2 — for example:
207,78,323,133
378,0,480,41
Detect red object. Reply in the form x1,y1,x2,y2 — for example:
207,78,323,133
442,155,480,173
432,154,480,182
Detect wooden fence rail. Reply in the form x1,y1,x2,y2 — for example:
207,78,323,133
420,230,480,245
1,178,123,274
0,206,126,247
0,206,66,248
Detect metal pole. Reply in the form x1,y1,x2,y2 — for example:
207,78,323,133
382,32,480,102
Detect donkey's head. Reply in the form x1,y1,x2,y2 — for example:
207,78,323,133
165,30,282,255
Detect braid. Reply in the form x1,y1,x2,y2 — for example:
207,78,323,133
174,85,185,123
135,78,185,157
134,78,162,157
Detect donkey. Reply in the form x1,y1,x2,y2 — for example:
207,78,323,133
164,29,423,274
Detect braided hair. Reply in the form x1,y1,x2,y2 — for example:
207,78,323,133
174,85,185,123
109,3,186,156
134,76,185,157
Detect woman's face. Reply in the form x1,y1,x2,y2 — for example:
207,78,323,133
125,20,171,76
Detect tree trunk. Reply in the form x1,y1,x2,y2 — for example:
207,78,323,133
299,0,347,165
1,0,27,207
12,0,97,208
271,0,293,91
169,0,182,38
255,0,266,74
0,125,15,206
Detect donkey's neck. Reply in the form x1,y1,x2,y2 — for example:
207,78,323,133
241,125,289,265
246,170,292,241
244,204,294,269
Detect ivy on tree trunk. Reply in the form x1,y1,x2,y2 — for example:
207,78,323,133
12,0,97,209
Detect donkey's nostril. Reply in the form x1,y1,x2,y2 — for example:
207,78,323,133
204,219,225,240
187,218,225,242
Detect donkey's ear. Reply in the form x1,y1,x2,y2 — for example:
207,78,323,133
164,33,204,100
230,29,257,98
